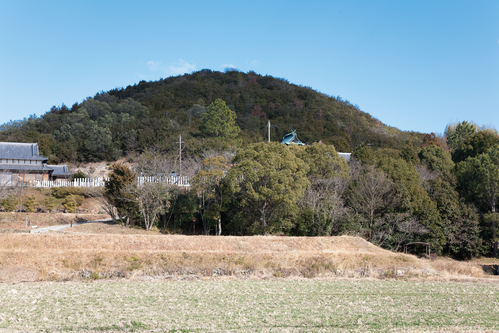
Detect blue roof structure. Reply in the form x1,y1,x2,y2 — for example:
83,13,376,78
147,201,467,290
280,130,305,146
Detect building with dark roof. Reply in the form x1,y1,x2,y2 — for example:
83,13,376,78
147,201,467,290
47,165,72,180
0,142,71,183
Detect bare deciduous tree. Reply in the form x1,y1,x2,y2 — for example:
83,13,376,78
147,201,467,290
127,181,171,230
129,150,177,230
300,177,348,236
348,165,400,240
0,172,13,201
191,156,227,235
132,149,177,178
86,187,120,223
371,213,427,251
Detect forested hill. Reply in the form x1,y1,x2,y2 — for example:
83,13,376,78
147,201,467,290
0,69,424,163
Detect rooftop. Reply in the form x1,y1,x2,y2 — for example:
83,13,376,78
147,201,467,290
0,142,48,161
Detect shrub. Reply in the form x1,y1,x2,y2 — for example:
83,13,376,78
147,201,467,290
51,187,92,199
51,187,71,198
73,195,85,206
63,195,77,213
71,170,87,181
1,195,18,212
44,196,57,213
23,195,39,213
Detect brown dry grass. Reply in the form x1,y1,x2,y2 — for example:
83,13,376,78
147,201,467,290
0,212,110,230
0,188,106,214
0,232,493,283
429,257,486,278
65,221,163,235
69,160,112,178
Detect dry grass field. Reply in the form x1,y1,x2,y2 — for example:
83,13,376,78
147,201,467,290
0,212,110,231
1,221,499,332
0,230,493,283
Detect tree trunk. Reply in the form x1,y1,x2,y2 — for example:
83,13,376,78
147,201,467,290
217,217,222,236
203,218,209,235
492,197,497,257
261,209,267,236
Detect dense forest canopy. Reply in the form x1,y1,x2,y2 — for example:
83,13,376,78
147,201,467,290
0,69,424,163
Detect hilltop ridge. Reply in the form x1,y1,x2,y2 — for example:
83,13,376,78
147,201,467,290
0,69,424,163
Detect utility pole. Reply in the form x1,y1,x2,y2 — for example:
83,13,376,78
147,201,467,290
19,173,24,213
268,121,271,143
177,135,184,177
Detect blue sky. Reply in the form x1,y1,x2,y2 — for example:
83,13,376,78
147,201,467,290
0,0,498,134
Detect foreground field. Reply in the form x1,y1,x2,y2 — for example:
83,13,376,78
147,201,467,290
1,280,498,332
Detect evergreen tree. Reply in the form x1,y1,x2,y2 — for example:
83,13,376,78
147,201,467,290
104,163,138,226
24,195,39,213
201,99,240,138
225,142,309,235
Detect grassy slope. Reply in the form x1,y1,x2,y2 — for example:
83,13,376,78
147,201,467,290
0,232,489,283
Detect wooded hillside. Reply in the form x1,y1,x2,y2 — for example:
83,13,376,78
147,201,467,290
0,69,423,163
3,70,499,260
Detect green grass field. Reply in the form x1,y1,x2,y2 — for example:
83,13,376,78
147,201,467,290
1,280,498,332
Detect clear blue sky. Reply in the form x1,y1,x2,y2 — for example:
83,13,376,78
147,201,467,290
1,0,498,134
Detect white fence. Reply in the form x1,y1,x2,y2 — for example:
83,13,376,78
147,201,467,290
32,178,107,188
23,176,190,188
137,176,190,186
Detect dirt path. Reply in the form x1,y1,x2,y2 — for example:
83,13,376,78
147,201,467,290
29,218,113,233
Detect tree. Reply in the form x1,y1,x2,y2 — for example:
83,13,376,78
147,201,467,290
445,121,478,151
347,165,400,241
129,150,177,230
187,104,206,127
457,144,499,256
421,133,441,148
298,177,348,236
294,143,349,179
418,145,454,172
131,148,177,178
400,141,419,165
104,163,138,226
453,130,499,163
344,163,428,251
377,157,445,252
352,144,374,163
294,143,349,236
201,99,240,138
427,170,482,259
166,190,198,233
71,170,87,181
191,156,227,235
82,123,116,161
0,172,15,205
225,142,309,235
370,213,427,252
128,181,170,230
